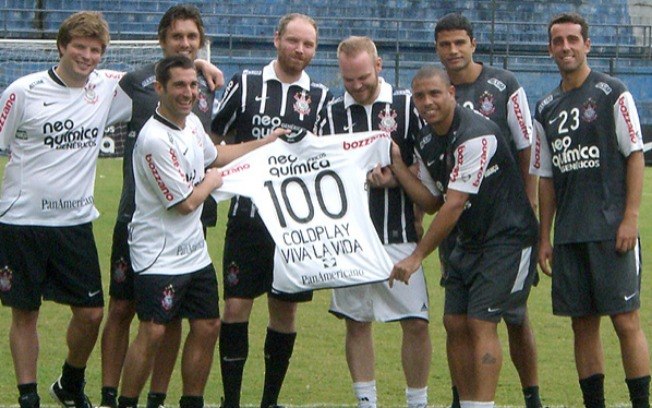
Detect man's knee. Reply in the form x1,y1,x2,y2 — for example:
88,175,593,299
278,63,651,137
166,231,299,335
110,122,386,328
72,306,104,328
443,314,467,336
106,298,136,323
401,318,429,339
612,311,643,339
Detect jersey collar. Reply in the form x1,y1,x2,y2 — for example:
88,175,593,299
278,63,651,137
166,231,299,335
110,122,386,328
343,78,392,109
48,67,68,87
262,60,311,91
153,107,182,131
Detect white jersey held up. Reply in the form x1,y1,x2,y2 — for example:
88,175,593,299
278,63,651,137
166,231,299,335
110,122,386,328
129,112,217,275
212,130,393,293
0,68,130,226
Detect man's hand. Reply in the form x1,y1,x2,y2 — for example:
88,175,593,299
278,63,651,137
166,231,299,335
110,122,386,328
195,59,224,91
538,239,553,276
388,253,422,287
616,214,638,253
204,167,223,190
367,164,398,188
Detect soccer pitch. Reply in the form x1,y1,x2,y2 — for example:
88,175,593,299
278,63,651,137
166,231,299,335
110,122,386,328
0,156,651,408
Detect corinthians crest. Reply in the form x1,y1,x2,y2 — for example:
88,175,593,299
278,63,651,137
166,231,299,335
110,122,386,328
225,262,240,287
83,83,98,104
161,284,176,312
113,257,128,284
197,92,209,113
478,91,496,116
293,92,311,116
0,265,12,292
582,98,598,122
378,109,398,133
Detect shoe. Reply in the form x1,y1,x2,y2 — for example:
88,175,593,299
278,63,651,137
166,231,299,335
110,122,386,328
49,377,92,408
18,393,40,408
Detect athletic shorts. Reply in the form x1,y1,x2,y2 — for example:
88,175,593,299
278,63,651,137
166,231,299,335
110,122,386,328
551,240,642,317
222,218,312,302
109,220,135,300
329,243,429,322
444,244,536,324
134,264,220,323
0,222,104,310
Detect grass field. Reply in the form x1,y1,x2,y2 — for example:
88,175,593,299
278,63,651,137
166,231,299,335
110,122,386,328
0,156,651,407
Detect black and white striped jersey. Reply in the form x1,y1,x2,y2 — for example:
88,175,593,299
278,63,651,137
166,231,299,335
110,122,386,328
212,60,332,222
317,79,424,244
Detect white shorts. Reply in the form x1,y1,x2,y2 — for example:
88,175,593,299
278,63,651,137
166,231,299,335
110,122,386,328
329,243,429,322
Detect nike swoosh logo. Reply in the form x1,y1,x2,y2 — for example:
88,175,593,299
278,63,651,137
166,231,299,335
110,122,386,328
88,290,101,297
343,124,355,132
548,116,560,125
254,96,268,102
426,160,436,166
222,356,246,362
487,307,501,313
43,101,57,106
624,292,637,301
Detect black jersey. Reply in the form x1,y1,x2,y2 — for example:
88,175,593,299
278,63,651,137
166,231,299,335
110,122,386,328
531,70,643,244
454,64,532,157
115,62,215,222
418,106,538,250
317,80,423,244
211,60,332,224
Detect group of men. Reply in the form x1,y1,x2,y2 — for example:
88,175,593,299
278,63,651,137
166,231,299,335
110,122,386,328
0,4,649,408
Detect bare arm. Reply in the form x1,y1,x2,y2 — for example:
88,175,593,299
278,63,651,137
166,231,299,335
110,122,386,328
210,128,286,167
517,146,538,211
538,177,556,276
616,150,644,253
174,168,223,215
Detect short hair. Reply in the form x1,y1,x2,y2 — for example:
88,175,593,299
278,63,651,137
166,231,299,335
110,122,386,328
548,12,590,43
411,65,452,88
57,11,110,56
155,55,196,87
276,13,318,41
434,12,473,41
337,36,378,60
158,4,206,48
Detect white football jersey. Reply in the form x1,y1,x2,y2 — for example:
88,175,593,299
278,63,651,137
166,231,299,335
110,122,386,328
129,111,218,275
212,130,394,293
0,68,130,226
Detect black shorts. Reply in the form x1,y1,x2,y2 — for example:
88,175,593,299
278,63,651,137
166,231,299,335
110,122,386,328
134,264,220,324
222,218,312,302
109,220,135,300
0,223,104,310
552,240,642,317
444,244,537,324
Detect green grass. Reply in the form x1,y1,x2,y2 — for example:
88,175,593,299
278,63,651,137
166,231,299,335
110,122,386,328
1,157,651,407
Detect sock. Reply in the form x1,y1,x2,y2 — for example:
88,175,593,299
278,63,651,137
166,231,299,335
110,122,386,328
406,386,427,408
61,361,85,393
579,373,606,408
460,402,494,408
18,384,39,408
117,396,138,408
451,385,461,408
260,328,296,408
219,322,249,407
523,385,543,408
353,381,377,408
179,396,203,408
626,375,651,408
101,386,118,408
146,392,167,408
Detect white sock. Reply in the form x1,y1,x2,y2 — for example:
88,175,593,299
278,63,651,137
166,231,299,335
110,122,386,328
460,401,495,408
406,386,428,408
353,380,377,408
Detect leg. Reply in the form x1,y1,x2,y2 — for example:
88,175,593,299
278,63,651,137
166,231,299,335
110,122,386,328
66,306,104,368
467,317,502,402
119,321,167,399
400,318,430,388
611,310,650,379
260,297,298,408
219,297,254,408
444,314,473,401
505,313,542,407
181,319,220,396
345,320,375,383
572,316,606,408
149,318,183,394
100,299,136,394
10,308,40,385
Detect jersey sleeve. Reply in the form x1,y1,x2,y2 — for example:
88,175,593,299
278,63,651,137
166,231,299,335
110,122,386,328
614,91,644,157
211,73,242,136
415,150,441,197
529,119,553,177
506,86,533,151
105,70,132,125
202,129,218,167
137,134,193,209
448,135,498,194
0,82,25,151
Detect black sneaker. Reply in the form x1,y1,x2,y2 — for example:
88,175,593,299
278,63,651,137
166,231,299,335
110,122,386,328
49,377,92,408
18,392,40,408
